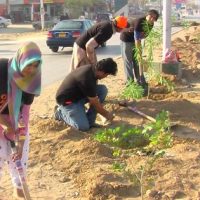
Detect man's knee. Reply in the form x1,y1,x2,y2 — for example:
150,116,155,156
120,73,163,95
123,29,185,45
97,85,108,103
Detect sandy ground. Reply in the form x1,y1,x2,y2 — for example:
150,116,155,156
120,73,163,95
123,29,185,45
1,26,200,199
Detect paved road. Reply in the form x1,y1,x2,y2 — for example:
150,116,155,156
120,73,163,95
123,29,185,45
0,25,182,88
0,30,121,87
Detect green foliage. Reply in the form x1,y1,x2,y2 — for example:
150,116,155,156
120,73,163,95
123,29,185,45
112,148,122,157
142,20,163,70
181,20,191,29
94,111,173,151
156,75,175,92
65,0,101,7
142,110,173,150
112,161,126,172
121,81,144,100
64,0,105,18
94,126,149,149
132,19,175,93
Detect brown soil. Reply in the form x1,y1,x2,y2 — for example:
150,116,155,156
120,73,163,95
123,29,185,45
1,26,200,200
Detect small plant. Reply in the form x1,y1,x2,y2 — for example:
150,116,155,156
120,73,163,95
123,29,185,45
94,111,173,199
121,81,144,100
112,148,122,157
94,126,149,149
142,110,173,151
181,20,191,29
133,150,165,199
156,75,175,92
112,161,126,172
94,111,173,151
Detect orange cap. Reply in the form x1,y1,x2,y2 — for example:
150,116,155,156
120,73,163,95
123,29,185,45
114,16,128,29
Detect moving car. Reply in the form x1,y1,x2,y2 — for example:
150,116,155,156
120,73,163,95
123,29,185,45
46,19,94,52
0,16,12,28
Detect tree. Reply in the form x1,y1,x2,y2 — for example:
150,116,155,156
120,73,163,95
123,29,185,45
64,0,106,18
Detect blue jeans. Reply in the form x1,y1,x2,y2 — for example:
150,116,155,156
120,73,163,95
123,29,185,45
121,41,139,82
55,84,108,131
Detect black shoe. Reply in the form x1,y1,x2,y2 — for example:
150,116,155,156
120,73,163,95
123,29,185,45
90,123,102,128
142,82,149,97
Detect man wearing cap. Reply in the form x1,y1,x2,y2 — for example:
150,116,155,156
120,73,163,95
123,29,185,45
120,10,159,95
70,16,128,71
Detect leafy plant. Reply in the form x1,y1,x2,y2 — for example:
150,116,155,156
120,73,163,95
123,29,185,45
112,161,126,172
94,110,173,200
121,81,144,100
94,111,173,151
142,110,173,151
132,19,175,93
156,75,175,92
94,126,149,149
181,20,191,29
112,148,122,157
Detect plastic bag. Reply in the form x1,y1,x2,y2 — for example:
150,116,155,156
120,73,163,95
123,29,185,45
163,49,179,63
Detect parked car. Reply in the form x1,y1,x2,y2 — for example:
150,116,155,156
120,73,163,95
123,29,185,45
46,19,94,52
0,16,12,28
32,17,59,30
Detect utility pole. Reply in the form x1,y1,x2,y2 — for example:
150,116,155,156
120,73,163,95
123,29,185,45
6,0,10,15
163,0,172,58
40,0,45,30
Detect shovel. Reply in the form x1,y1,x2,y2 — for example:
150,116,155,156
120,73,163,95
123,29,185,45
10,141,32,200
119,101,177,128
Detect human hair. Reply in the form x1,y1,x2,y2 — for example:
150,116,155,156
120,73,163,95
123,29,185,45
95,58,117,75
147,9,159,21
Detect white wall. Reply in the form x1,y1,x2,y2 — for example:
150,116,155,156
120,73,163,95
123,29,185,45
0,0,6,4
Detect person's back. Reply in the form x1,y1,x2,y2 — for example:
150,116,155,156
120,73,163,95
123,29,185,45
56,65,97,106
75,21,113,50
70,16,127,71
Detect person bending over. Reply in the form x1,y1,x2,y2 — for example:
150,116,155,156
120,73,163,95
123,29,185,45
0,42,42,198
70,16,127,71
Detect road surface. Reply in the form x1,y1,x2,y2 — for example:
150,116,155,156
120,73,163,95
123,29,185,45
0,25,182,87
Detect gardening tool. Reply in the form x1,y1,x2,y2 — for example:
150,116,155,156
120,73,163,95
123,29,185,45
119,101,177,128
1,102,31,199
10,141,32,200
119,101,156,122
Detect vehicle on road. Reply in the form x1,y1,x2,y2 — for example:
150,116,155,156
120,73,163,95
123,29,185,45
0,16,12,28
46,19,94,52
32,17,59,30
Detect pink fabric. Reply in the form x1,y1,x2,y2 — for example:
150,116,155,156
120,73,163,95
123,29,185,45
18,105,30,136
163,49,178,63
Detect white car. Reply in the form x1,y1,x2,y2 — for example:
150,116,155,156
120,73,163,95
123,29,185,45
0,16,12,28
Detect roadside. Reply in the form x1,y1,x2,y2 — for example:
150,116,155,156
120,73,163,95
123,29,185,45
0,24,47,41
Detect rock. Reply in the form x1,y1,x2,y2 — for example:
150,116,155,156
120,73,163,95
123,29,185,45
146,189,158,197
59,176,71,183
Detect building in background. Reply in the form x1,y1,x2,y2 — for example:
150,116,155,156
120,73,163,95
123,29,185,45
0,0,65,23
